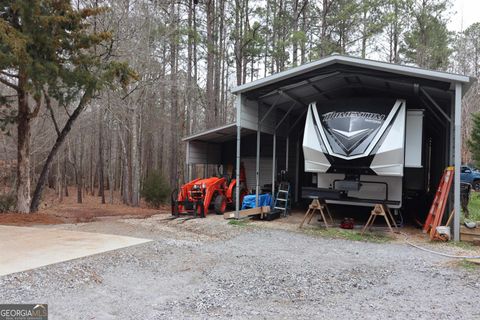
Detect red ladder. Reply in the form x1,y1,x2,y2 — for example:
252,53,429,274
423,166,454,239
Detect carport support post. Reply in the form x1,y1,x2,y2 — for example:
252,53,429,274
285,137,289,171
295,139,300,202
186,141,191,182
272,133,276,198
235,95,242,219
453,83,462,241
256,104,261,207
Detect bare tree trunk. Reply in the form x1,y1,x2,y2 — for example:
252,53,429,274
169,0,179,188
192,6,198,130
30,90,93,212
271,0,277,72
300,1,307,64
320,0,331,57
292,0,299,66
118,131,130,205
89,136,94,195
242,0,249,83
187,0,193,135
131,107,140,206
16,72,32,213
78,133,84,203
63,151,68,197
108,123,115,204
56,156,62,200
206,0,215,126
158,45,167,169
68,137,82,204
98,109,105,204
264,0,270,77
361,9,367,59
234,0,243,85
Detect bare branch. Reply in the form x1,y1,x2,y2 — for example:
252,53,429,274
0,76,19,91
44,89,61,136
0,71,18,78
28,94,42,119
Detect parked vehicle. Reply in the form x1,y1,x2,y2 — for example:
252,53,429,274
302,98,420,210
171,164,248,217
460,166,480,190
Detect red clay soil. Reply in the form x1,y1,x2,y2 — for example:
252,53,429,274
0,212,64,226
41,203,167,223
0,188,170,225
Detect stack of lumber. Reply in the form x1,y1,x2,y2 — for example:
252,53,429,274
460,223,480,245
223,206,271,219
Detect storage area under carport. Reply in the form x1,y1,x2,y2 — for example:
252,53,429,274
183,55,472,241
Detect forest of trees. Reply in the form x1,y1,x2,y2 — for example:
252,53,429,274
0,0,479,213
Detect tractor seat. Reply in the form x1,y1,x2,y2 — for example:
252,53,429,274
222,174,232,185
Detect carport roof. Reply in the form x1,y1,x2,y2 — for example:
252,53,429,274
231,54,473,96
184,55,473,142
183,123,256,142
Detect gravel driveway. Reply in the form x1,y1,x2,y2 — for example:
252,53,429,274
1,215,479,319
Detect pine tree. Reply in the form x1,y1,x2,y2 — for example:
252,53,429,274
0,1,136,212
468,113,480,167
402,0,452,70
463,23,480,77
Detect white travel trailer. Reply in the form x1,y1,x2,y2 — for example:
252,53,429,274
302,98,424,210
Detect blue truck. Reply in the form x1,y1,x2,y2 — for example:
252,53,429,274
460,166,480,190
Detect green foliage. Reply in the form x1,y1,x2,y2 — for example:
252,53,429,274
228,219,251,227
446,240,475,251
455,22,480,76
310,0,363,57
141,171,171,208
457,259,479,271
402,0,452,70
0,194,15,212
303,227,393,243
468,113,480,168
0,105,16,133
0,0,137,114
466,191,480,222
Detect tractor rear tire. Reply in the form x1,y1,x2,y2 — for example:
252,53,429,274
214,195,227,215
171,189,179,217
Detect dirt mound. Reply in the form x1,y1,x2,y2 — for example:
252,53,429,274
0,187,171,226
0,213,64,226
42,205,165,223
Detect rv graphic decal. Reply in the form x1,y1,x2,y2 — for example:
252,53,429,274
322,111,385,123
321,110,387,156
303,99,406,171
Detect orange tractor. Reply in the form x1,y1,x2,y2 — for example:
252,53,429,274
171,164,248,217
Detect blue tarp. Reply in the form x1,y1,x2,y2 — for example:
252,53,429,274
241,193,272,209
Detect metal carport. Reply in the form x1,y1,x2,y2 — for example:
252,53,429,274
185,54,473,241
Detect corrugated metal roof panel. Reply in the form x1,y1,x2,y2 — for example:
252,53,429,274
231,55,472,95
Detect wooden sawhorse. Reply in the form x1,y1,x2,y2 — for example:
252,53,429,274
361,204,398,234
299,198,333,228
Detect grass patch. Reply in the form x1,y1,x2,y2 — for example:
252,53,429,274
228,219,251,227
457,259,479,271
466,192,480,222
446,240,476,251
303,227,393,243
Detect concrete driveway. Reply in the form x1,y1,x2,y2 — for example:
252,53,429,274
0,225,151,276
